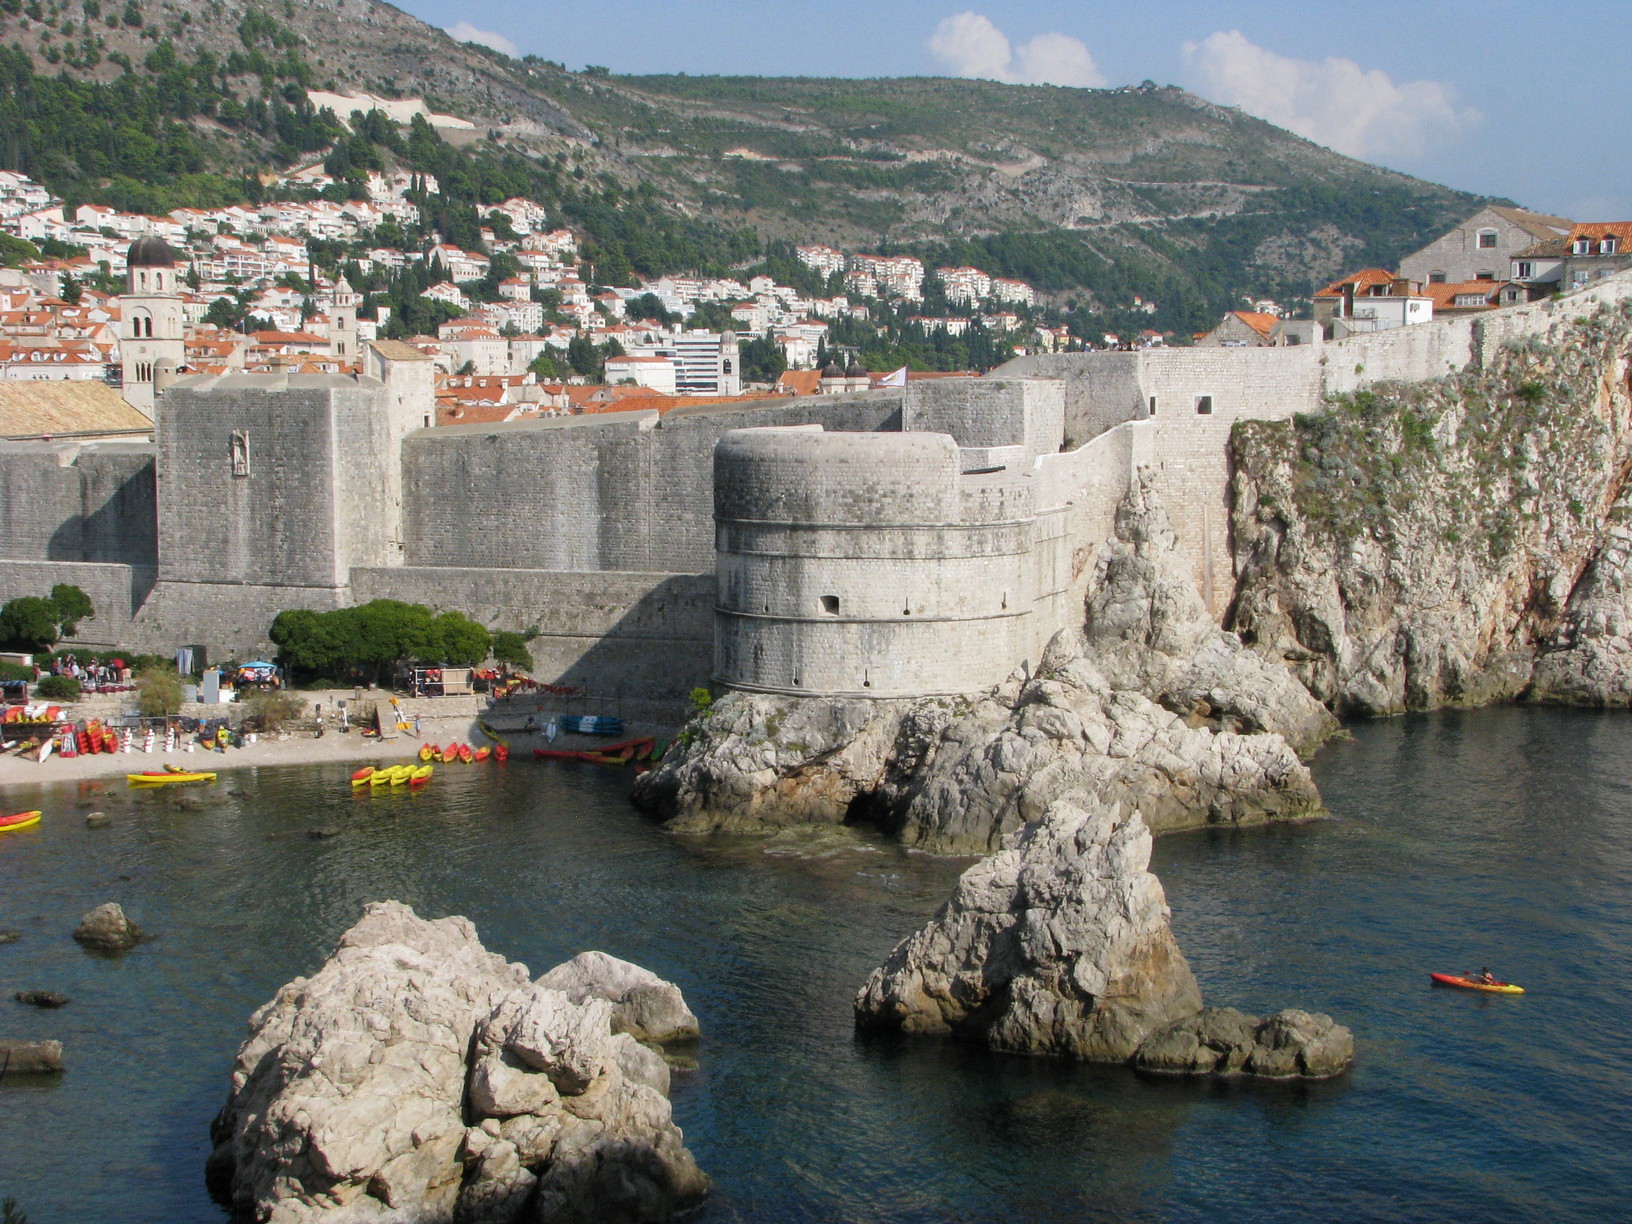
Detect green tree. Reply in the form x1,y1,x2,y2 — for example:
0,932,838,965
49,583,93,637
489,630,532,671
433,611,490,667
136,665,182,716
0,596,62,651
527,350,566,381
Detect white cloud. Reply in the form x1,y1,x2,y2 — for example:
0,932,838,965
445,20,517,58
1181,30,1476,161
928,11,1106,88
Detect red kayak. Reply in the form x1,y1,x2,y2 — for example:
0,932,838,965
494,744,509,763
457,743,474,764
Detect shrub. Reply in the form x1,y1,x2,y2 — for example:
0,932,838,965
0,661,32,682
689,686,714,713
270,599,493,683
0,597,61,651
136,665,182,717
49,583,93,636
36,674,81,700
240,689,303,732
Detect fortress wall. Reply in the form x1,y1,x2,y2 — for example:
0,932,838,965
351,566,714,724
1137,347,1320,422
403,392,904,575
330,386,401,574
997,352,1146,447
1321,318,1477,394
0,442,156,566
129,581,346,660
902,378,1065,460
0,560,151,648
159,379,357,589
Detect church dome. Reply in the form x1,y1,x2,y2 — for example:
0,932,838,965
845,360,866,377
127,235,176,269
820,362,843,378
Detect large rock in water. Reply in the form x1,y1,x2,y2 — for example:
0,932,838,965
855,799,1354,1079
73,902,144,952
856,799,1201,1060
537,953,700,1045
634,476,1325,855
207,901,707,1224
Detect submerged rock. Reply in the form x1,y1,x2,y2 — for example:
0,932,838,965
207,900,706,1224
0,1038,63,1073
1133,1007,1353,1079
856,799,1201,1060
73,902,144,952
14,990,69,1009
538,952,700,1045
0,928,20,946
84,811,110,828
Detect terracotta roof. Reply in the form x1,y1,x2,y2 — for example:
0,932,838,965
1226,311,1279,337
368,339,434,362
775,370,822,396
1315,268,1396,298
1566,222,1632,244
1513,236,1570,259
1420,281,1503,311
0,381,153,437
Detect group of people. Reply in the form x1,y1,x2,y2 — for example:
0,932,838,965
52,654,130,690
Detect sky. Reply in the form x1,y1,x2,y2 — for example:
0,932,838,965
398,1,1631,220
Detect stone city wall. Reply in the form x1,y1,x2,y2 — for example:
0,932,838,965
0,441,156,567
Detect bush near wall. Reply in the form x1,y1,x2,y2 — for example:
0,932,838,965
269,600,492,685
36,674,81,701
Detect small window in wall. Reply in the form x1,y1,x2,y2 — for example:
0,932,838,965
820,595,840,615
230,430,250,478
1147,395,1157,417
1477,229,1499,249
1195,395,1214,415
1429,271,1447,284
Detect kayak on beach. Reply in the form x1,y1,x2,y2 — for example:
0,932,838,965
0,809,42,833
1430,972,1525,995
128,770,217,786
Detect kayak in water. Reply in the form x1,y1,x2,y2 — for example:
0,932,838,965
1429,972,1525,995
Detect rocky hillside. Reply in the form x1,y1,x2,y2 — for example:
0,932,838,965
0,0,1491,329
1229,296,1632,715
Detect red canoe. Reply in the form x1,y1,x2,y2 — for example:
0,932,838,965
494,744,509,763
457,743,474,764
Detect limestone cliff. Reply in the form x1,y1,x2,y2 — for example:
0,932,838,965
1230,299,1632,714
634,476,1327,854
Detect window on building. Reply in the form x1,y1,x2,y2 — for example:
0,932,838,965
1574,239,1593,255
1516,262,1534,280
230,430,250,478
1429,271,1447,284
1475,271,1494,281
1603,238,1620,255
1147,396,1157,417
1477,230,1498,249
819,595,840,615
1195,395,1213,415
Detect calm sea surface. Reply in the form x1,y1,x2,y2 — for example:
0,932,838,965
1,706,1629,1223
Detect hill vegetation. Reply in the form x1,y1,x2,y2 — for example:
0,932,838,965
0,0,1494,336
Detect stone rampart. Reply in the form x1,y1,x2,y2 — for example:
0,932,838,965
0,440,156,567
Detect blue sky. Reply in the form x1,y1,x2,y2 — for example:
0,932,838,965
397,1,1629,220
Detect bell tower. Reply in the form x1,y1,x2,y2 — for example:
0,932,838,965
120,234,185,415
330,274,359,362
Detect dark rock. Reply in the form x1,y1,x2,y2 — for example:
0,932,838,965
15,990,69,1008
0,1038,63,1074
84,811,110,828
1134,1006,1353,1080
73,902,144,952
305,827,340,840
0,929,20,946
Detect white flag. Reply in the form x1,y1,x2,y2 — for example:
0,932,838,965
878,365,908,388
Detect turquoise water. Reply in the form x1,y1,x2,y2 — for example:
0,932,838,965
1,706,1629,1222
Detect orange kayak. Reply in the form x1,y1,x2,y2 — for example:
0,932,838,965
457,744,474,764
1430,972,1525,995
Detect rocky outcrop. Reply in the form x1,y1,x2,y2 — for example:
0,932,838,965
856,799,1200,1060
14,990,69,1009
856,798,1351,1078
537,953,700,1046
0,1039,63,1074
1133,1007,1353,1079
1231,301,1632,716
73,902,144,952
635,478,1325,854
207,901,706,1224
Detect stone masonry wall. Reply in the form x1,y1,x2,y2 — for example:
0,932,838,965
0,441,156,566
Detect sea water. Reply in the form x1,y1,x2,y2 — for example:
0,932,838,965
0,706,1628,1223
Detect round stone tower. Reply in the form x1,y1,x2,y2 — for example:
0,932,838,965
712,426,1034,698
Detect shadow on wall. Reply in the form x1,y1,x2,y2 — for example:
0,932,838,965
46,459,158,568
519,574,714,729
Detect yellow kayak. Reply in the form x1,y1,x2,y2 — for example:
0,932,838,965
388,764,414,786
351,767,374,787
0,810,42,833
1430,972,1525,995
369,769,393,787
128,771,217,786
409,764,433,786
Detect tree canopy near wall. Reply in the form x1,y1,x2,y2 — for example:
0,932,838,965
268,599,492,684
0,584,94,652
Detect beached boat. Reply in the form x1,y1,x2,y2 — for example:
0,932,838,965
440,744,460,764
351,767,375,787
494,744,509,763
560,714,624,736
128,770,217,786
472,746,491,763
369,768,393,787
409,764,433,786
388,764,413,786
457,743,474,764
418,743,437,763
0,810,42,833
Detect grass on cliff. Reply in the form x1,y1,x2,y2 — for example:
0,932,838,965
1232,301,1632,562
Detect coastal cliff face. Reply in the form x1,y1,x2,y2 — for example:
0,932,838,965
1230,300,1632,715
207,902,706,1224
634,477,1328,854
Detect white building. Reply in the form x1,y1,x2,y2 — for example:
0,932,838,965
605,354,679,394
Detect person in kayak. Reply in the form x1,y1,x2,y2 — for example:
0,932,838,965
1477,968,1497,984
